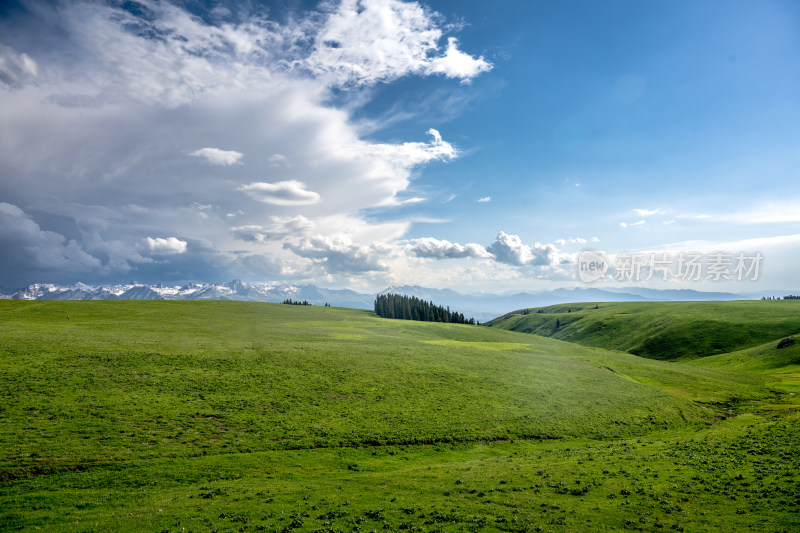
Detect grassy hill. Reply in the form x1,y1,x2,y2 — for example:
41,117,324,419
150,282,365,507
0,300,737,463
690,334,800,373
485,300,800,360
1,300,799,531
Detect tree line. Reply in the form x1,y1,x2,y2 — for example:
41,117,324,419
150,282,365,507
374,293,477,325
282,299,311,305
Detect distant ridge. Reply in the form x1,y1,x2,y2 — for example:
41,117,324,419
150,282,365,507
376,285,752,321
0,280,373,309
1,281,757,321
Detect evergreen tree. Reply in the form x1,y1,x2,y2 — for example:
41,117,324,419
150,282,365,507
374,293,475,325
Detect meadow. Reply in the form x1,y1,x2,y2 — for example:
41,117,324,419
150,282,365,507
1,300,799,531
485,300,800,360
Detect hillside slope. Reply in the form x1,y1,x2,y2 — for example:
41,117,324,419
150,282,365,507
689,334,800,373
0,300,770,475
486,300,800,360
2,301,798,532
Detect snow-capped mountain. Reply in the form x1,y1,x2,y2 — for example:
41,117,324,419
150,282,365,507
0,280,374,309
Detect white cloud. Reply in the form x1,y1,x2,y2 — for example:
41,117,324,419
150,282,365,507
426,37,492,81
284,235,388,273
0,0,492,286
352,129,457,205
401,197,426,204
145,237,188,254
231,216,313,243
307,0,491,86
406,237,491,259
634,208,660,216
190,148,243,166
238,181,321,206
620,220,646,228
486,232,560,267
0,44,39,87
478,196,491,203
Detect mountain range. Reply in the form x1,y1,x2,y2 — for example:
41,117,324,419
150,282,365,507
0,280,760,322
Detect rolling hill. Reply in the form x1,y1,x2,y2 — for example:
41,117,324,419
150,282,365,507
485,300,800,360
0,300,733,459
1,300,799,531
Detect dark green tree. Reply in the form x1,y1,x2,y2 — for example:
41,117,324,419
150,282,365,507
374,294,475,325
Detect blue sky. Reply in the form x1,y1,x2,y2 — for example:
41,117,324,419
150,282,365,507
1,0,798,293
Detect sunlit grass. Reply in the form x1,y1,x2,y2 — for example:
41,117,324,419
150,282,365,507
1,300,799,531
487,300,800,360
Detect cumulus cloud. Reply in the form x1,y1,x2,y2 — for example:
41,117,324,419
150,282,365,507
307,0,491,86
403,233,564,272
0,0,492,286
190,148,243,166
145,237,188,254
634,208,660,216
486,231,560,267
284,235,388,273
407,237,491,259
478,196,491,203
230,215,314,242
238,180,321,206
426,37,492,81
0,203,102,278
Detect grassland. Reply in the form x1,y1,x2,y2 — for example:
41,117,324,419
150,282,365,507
1,300,799,531
485,300,800,360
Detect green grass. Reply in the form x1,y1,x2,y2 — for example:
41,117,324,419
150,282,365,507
691,336,800,372
485,300,800,360
1,300,799,531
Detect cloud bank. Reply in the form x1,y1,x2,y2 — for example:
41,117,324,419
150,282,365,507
0,0,581,290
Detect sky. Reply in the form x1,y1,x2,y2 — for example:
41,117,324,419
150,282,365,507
1,0,799,294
